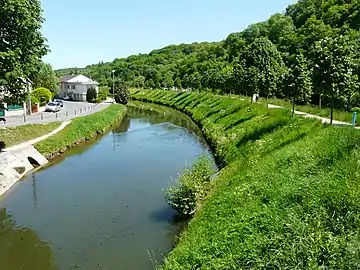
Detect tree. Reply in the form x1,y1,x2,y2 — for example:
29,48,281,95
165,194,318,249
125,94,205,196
162,71,174,88
86,87,97,102
0,0,48,104
33,63,59,94
235,37,286,102
114,80,129,104
287,53,313,117
313,35,359,124
32,87,52,105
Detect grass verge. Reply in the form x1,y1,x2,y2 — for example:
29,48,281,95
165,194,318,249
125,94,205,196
0,122,61,147
35,104,126,159
131,89,360,269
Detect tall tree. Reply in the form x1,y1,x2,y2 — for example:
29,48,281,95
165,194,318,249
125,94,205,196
313,35,359,124
235,37,286,103
287,53,313,116
0,0,48,103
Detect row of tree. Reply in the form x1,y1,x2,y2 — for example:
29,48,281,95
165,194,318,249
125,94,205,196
57,0,360,122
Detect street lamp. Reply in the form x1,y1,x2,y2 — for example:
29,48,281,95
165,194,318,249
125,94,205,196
112,70,115,103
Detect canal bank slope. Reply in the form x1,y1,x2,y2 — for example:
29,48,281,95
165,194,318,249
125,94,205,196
131,90,360,269
35,104,127,159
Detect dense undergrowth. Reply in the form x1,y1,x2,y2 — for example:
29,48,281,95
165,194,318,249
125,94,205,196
131,89,360,269
35,104,126,159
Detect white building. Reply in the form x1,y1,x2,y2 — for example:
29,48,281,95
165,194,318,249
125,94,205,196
59,75,99,101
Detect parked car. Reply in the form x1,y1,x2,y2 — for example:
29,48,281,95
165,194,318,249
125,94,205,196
45,102,61,112
54,99,64,107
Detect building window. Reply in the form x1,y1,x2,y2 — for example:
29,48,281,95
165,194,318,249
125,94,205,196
67,85,70,89
71,85,76,89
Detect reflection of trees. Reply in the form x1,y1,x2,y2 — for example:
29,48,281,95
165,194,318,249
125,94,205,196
112,115,131,133
0,208,56,270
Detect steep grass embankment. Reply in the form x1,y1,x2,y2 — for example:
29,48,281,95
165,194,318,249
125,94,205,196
131,90,360,269
35,104,126,159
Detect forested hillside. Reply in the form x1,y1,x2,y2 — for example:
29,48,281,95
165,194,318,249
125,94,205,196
57,0,360,111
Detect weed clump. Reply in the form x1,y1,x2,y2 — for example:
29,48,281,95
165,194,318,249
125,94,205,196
166,155,215,217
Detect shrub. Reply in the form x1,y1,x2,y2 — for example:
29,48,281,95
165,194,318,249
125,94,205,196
97,86,109,102
30,95,39,105
32,88,52,106
165,155,215,217
114,80,130,105
86,87,98,102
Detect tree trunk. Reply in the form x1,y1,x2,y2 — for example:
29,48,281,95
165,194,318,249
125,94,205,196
292,96,295,118
330,92,334,125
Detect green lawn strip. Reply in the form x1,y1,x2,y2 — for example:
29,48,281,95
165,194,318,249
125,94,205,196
131,90,360,269
0,122,61,147
35,104,126,159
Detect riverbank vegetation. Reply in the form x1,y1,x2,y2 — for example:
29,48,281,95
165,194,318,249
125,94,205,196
0,122,61,148
166,155,215,217
132,89,360,269
35,104,126,159
57,0,360,124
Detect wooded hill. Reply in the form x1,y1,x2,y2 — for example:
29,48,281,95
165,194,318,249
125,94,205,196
57,0,360,111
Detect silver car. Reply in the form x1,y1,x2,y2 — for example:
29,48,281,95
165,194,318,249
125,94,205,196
45,102,61,112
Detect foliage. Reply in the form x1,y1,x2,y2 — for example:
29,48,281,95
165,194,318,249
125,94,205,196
113,80,130,105
97,86,109,102
0,0,48,104
0,122,60,147
86,87,97,103
35,104,126,158
165,155,215,217
32,62,59,94
57,0,360,121
133,90,360,269
30,95,40,105
32,87,52,106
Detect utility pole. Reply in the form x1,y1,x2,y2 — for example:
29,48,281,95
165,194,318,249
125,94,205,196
112,70,115,103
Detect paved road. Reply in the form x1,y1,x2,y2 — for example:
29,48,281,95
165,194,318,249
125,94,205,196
3,101,111,127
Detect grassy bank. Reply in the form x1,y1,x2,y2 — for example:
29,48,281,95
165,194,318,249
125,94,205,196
131,89,360,269
0,122,61,147
35,104,126,159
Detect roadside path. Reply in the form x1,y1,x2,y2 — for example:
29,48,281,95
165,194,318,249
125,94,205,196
4,102,111,127
267,104,357,128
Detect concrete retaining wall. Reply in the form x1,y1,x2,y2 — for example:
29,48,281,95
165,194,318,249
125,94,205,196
0,146,48,197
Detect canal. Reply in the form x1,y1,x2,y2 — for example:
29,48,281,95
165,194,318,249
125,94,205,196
0,102,213,270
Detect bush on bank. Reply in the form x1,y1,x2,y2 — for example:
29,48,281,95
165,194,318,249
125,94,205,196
131,89,360,270
166,154,215,217
35,104,126,159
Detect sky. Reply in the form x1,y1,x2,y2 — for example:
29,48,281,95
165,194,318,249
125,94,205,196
41,0,296,69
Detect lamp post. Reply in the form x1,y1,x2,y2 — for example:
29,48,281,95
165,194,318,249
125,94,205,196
112,70,115,103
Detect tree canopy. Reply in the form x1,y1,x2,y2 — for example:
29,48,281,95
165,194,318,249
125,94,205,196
0,0,48,104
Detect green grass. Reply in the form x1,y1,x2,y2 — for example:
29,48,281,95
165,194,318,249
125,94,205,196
131,89,360,269
0,122,61,147
35,104,126,159
261,97,354,123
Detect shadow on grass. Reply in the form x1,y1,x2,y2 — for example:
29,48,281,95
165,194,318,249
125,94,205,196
224,114,256,131
236,120,289,148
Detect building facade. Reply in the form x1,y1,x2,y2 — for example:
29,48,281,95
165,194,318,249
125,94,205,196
59,75,99,101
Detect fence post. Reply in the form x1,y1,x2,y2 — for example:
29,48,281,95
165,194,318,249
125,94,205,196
41,113,43,121
66,111,68,117
23,113,26,123
80,108,82,114
56,112,58,119
75,109,77,115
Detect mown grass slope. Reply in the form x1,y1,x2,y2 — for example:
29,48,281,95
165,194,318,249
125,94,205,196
35,104,126,159
131,90,360,269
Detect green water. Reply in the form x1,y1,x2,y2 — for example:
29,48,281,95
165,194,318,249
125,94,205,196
0,103,213,270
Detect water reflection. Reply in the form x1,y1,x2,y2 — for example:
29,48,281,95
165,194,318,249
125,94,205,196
0,208,56,270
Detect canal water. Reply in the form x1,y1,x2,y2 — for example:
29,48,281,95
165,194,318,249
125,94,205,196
0,102,212,270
